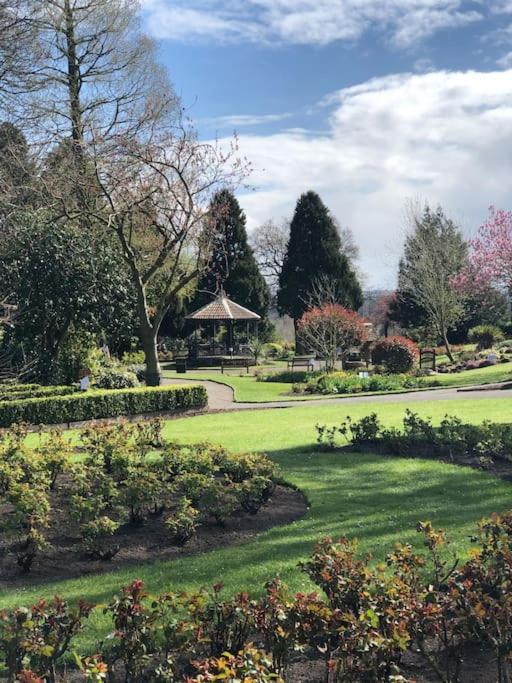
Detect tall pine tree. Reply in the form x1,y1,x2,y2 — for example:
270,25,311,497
277,191,363,326
194,190,270,317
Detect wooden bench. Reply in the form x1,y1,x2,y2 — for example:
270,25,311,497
287,356,315,371
221,358,252,374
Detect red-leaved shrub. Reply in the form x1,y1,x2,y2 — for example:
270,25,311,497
371,336,419,373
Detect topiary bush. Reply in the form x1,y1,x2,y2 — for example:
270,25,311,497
371,336,419,373
0,385,207,427
469,324,505,350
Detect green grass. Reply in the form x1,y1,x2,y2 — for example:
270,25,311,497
432,362,512,387
4,396,512,652
162,370,311,402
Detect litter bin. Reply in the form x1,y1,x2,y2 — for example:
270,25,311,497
175,358,187,373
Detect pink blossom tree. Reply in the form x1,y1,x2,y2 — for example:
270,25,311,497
456,207,512,295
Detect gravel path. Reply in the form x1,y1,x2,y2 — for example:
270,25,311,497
163,377,512,413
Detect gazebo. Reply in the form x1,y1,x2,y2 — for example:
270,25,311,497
185,290,260,360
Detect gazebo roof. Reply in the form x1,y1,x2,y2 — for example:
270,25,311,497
186,291,261,322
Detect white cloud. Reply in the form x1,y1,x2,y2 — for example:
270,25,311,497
141,0,487,47
497,50,512,66
229,69,512,287
203,113,292,128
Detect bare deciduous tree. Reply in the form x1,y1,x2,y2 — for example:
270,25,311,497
7,0,248,384
0,1,36,106
251,218,289,291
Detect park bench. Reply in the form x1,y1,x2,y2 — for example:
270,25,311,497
221,357,253,374
287,355,315,371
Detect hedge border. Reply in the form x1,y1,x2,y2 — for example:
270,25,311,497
0,386,78,402
0,385,207,428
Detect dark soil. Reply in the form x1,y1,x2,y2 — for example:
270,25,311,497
0,483,307,589
285,642,499,682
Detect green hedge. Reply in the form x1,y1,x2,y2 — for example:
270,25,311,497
0,385,78,402
0,385,207,428
0,383,41,393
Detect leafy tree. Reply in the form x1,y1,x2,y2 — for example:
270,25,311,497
397,205,467,361
0,213,138,381
193,190,270,317
277,192,363,336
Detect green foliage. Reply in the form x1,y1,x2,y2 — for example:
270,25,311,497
0,384,207,427
80,516,120,560
305,371,434,395
94,368,139,390
0,385,77,402
468,324,505,350
121,351,145,365
165,497,199,545
258,370,318,384
277,191,363,321
392,205,467,352
316,408,512,466
0,213,138,382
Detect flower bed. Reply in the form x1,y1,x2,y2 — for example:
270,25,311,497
0,420,295,584
2,511,512,682
303,371,439,395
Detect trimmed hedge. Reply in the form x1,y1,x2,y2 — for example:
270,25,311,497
0,385,78,402
0,385,207,427
0,383,41,393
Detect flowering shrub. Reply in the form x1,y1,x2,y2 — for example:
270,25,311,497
371,336,419,373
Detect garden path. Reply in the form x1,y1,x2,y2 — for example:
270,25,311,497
163,377,512,412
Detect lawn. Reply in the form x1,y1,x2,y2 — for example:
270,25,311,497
162,361,512,403
433,361,512,387
4,396,512,651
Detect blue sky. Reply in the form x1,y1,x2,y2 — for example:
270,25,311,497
141,1,512,287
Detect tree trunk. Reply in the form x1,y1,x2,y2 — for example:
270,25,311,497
293,318,304,354
442,328,454,363
141,327,161,386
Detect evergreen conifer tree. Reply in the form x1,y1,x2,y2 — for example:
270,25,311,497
277,191,363,326
194,190,270,317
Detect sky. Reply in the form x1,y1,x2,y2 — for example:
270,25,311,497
140,1,512,288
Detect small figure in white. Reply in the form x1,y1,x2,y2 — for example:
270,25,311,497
79,373,90,392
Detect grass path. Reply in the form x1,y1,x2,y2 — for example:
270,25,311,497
4,396,512,650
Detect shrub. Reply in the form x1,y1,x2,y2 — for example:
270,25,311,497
0,385,207,427
0,386,78,402
258,370,317,384
305,372,429,396
165,498,199,545
94,369,139,390
121,350,145,365
80,516,120,560
371,336,419,373
469,324,505,350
